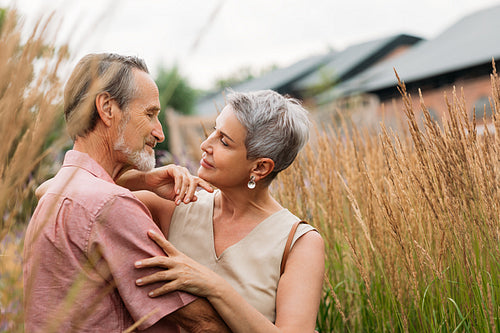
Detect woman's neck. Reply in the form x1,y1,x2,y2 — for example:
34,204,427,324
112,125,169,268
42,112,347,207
211,186,284,258
214,187,283,224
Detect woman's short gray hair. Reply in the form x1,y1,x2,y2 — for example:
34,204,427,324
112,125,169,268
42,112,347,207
226,89,310,183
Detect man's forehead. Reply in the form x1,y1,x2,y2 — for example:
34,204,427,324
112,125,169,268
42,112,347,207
130,70,160,106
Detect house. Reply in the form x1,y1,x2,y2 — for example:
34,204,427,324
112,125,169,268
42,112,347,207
169,4,500,163
194,52,335,116
194,34,422,116
166,52,336,161
170,35,420,162
325,4,500,128
291,34,422,99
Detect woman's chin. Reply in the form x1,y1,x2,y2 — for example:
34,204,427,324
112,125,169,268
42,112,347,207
197,167,212,183
197,165,204,177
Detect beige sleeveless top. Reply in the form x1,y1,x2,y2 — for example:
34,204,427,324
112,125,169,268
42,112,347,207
168,190,315,323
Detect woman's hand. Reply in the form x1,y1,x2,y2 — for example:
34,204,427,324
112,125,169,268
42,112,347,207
144,165,213,205
118,165,213,205
135,230,222,298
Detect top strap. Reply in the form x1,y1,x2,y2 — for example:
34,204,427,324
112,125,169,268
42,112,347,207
280,220,308,276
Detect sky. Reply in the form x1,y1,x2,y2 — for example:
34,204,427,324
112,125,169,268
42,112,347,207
3,0,500,90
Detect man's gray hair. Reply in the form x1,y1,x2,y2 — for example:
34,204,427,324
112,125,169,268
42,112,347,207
226,89,310,183
64,53,149,140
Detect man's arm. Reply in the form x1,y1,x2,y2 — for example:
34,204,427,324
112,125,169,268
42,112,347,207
158,298,231,333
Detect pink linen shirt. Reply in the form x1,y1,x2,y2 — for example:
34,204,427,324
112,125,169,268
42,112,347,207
23,150,197,332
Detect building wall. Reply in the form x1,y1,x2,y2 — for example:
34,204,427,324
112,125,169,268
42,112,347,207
378,75,494,126
373,45,413,66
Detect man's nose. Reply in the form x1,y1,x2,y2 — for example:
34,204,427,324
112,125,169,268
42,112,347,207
152,116,165,143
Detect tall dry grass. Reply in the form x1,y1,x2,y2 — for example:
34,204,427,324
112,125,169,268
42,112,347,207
2,3,499,331
0,9,68,332
274,68,500,332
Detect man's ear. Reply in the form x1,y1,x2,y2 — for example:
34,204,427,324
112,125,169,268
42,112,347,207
95,92,114,127
251,158,275,181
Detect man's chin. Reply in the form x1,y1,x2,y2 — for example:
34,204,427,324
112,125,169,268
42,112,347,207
135,161,154,172
136,157,155,171
129,151,155,172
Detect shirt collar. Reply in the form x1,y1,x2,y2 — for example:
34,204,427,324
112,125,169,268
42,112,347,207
62,150,115,184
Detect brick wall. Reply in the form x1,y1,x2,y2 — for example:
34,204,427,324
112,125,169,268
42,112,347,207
378,75,494,125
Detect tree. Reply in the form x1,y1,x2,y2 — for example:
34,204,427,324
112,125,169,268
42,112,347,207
213,64,278,90
0,8,6,30
154,65,199,152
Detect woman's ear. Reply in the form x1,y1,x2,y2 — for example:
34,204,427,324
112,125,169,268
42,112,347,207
251,158,275,181
95,92,114,127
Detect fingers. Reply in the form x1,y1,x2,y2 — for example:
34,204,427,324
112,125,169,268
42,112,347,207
135,255,171,269
181,178,199,204
196,178,214,193
135,270,173,286
150,283,177,297
182,176,214,202
147,230,180,256
170,166,190,205
166,165,202,205
135,272,178,297
148,164,213,204
174,173,212,205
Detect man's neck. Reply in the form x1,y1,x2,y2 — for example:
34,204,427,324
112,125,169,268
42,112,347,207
73,135,126,180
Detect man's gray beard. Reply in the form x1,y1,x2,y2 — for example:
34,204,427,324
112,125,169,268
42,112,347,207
114,129,155,172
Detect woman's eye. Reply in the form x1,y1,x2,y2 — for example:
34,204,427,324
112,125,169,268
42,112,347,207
220,137,228,146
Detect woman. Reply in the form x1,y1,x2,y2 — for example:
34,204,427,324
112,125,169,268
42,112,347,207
124,90,325,332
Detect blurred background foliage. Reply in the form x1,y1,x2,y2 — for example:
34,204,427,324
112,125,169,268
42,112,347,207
154,65,198,151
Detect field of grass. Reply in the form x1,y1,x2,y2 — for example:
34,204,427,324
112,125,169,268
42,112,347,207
1,6,500,333
0,10,68,332
274,73,500,332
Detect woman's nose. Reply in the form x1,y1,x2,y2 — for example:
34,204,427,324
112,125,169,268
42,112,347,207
200,133,213,152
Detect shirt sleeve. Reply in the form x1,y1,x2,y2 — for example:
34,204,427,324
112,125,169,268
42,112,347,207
90,194,198,330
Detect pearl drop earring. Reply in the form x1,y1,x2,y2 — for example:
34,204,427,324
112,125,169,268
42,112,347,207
247,175,256,189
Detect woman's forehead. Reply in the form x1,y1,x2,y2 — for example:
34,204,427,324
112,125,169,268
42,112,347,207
216,105,236,125
216,106,247,140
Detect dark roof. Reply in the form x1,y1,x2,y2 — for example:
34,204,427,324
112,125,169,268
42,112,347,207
330,4,500,100
291,34,422,92
195,52,335,115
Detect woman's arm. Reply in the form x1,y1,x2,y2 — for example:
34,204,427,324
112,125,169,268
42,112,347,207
135,230,325,333
133,191,177,234
275,231,325,331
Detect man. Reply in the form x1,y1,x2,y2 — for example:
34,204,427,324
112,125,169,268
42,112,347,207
23,53,229,332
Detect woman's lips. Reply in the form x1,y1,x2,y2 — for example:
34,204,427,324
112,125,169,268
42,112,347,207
200,158,214,169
